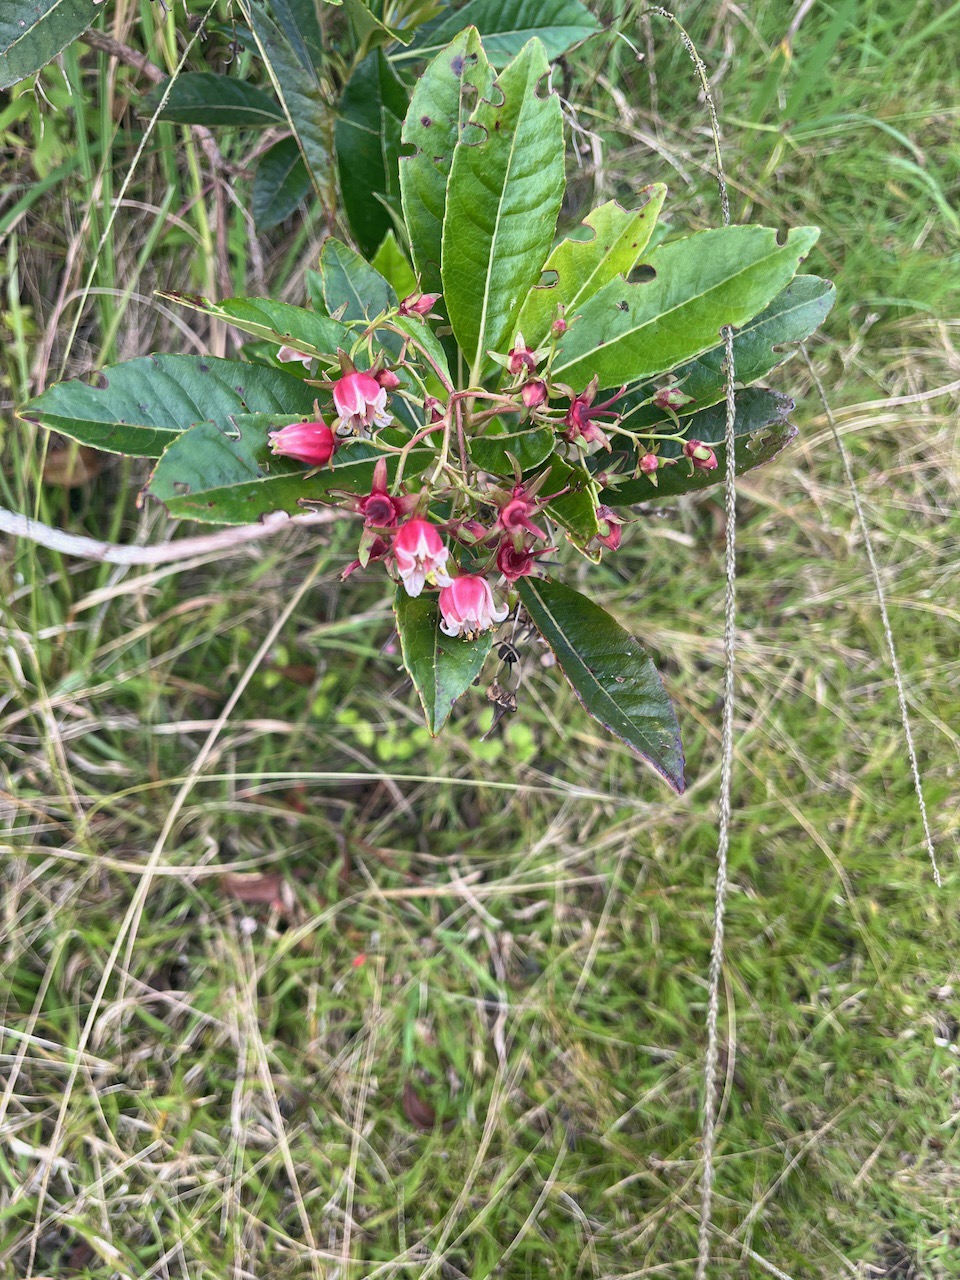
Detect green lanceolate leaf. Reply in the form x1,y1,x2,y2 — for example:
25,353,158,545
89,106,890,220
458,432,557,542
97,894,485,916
442,38,565,377
516,190,667,347
517,576,684,791
160,293,349,361
18,356,319,458
320,237,397,321
253,136,312,229
553,225,821,390
404,0,601,67
603,389,797,505
618,275,837,428
371,230,418,300
146,418,431,524
399,27,494,294
470,424,555,476
319,238,452,387
141,73,286,127
0,0,97,90
269,0,325,73
395,590,492,734
244,0,336,223
336,50,409,259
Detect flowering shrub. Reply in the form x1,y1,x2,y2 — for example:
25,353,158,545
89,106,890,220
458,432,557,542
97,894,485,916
19,24,835,791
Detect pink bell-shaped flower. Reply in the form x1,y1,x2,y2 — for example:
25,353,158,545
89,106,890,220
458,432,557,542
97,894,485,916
392,518,453,597
439,575,509,638
333,371,392,432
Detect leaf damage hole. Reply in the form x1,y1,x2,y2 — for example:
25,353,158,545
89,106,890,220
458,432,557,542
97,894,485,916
96,373,109,389
629,264,657,283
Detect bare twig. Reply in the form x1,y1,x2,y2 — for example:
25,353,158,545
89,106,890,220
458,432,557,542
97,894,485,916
0,505,346,566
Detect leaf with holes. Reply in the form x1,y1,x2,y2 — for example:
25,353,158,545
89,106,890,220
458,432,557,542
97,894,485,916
399,27,494,295
395,591,492,734
253,137,312,229
442,39,565,377
517,576,684,790
142,73,286,126
145,417,431,524
602,389,797,505
0,0,97,90
18,356,320,458
516,191,667,347
160,294,349,362
618,275,837,428
336,50,409,259
552,225,821,390
404,0,601,67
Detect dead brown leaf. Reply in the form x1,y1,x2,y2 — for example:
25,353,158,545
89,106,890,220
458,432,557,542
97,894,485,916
42,445,104,488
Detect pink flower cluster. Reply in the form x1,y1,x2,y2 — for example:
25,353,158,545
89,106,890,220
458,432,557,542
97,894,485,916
267,315,724,641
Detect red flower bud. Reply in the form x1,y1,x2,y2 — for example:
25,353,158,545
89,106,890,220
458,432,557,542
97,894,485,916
399,292,442,318
683,439,718,471
551,316,568,336
268,420,336,467
375,368,402,391
521,379,548,409
653,386,695,411
640,453,659,474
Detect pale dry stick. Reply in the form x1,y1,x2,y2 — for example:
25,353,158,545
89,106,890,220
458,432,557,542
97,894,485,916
22,558,324,1280
801,345,942,887
646,11,737,1278
0,504,341,566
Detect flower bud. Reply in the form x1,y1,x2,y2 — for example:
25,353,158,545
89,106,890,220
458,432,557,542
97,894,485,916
268,420,335,467
683,439,718,471
551,316,568,337
521,379,548,409
375,368,402,391
399,292,441,318
653,386,695,411
640,453,659,474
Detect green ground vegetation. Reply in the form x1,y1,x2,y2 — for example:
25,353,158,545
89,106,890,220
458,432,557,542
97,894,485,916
1,2,958,1276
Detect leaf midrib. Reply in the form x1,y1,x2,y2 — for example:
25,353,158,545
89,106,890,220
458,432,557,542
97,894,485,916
524,580,657,742
553,230,810,377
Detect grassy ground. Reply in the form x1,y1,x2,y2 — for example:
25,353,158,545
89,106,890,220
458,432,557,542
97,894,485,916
2,1,959,1276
